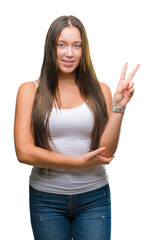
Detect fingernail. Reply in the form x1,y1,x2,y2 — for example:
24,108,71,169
126,62,128,65
101,147,106,151
123,90,129,94
138,64,140,67
127,82,129,87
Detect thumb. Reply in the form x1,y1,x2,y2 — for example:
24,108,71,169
83,147,107,161
91,147,107,156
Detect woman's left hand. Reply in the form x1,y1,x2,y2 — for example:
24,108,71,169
112,63,140,108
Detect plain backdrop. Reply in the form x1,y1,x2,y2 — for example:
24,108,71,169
0,0,154,239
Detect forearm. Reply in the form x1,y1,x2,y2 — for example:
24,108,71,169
98,111,124,157
16,144,77,169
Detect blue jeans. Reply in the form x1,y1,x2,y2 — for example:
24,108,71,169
29,184,111,240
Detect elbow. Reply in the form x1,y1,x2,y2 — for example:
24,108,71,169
99,148,117,158
99,143,118,158
15,145,32,165
15,148,27,164
106,153,116,158
100,152,115,158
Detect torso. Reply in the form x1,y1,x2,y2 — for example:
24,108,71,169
29,78,110,194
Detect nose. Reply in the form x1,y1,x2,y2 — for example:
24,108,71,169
65,46,73,57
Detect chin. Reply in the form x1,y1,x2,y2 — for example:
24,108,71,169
59,67,76,74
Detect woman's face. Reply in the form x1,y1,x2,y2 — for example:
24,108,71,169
56,26,82,75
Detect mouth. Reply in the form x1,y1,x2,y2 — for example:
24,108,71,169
62,60,75,63
62,59,75,66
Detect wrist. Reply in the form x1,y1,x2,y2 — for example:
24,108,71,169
112,105,125,113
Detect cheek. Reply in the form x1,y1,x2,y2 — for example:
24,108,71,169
56,50,61,60
57,48,65,59
76,50,82,62
56,51,62,69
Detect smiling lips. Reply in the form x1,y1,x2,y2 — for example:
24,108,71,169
62,59,75,66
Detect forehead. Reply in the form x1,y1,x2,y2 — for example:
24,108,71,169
58,26,81,42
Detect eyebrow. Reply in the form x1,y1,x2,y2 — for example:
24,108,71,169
58,40,81,44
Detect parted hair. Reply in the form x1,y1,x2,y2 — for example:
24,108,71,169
30,15,108,151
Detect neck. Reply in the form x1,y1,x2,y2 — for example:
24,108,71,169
58,71,76,85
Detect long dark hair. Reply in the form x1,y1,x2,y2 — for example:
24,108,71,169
31,15,108,151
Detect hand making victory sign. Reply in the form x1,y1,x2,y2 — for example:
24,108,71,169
112,62,140,108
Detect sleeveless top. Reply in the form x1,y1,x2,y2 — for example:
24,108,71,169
29,80,108,194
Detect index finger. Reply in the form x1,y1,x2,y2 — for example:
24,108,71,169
120,62,128,81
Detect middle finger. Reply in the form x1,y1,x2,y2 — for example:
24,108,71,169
127,64,140,82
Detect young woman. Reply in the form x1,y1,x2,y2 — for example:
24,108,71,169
14,15,140,240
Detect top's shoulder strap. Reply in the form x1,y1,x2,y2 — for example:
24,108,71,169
33,80,38,88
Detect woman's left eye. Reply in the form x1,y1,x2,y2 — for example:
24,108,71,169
74,44,81,48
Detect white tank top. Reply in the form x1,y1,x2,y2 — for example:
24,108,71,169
29,80,108,194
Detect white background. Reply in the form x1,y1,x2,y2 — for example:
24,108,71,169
0,0,154,239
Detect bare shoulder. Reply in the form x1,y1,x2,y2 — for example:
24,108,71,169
16,81,38,104
17,81,37,96
98,81,112,114
15,81,38,118
98,81,111,96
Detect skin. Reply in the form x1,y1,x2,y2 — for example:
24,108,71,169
14,26,140,169
56,26,82,76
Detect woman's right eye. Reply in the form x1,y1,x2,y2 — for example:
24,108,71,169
57,43,64,47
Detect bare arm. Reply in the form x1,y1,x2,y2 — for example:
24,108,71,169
98,82,124,157
98,63,140,157
14,82,113,170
